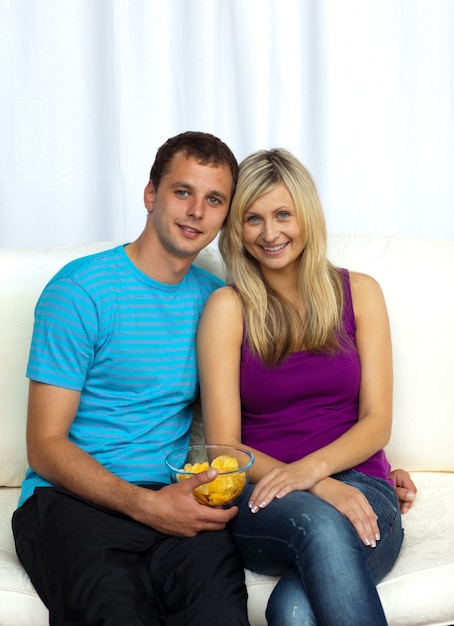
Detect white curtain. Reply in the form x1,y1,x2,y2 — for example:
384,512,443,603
1,0,453,248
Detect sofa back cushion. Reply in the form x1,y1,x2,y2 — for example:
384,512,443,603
326,235,454,472
0,235,453,488
0,243,117,487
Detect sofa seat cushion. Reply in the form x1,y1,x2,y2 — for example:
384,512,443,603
2,472,454,626
376,472,454,626
0,488,48,626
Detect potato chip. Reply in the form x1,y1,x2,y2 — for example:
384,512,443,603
177,454,246,506
211,455,239,472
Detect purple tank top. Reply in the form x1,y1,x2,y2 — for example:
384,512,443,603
239,269,392,484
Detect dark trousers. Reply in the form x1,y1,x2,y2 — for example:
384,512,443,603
12,486,249,626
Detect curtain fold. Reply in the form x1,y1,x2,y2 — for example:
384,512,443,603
1,0,453,247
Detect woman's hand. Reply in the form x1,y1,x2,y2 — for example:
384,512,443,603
249,465,380,548
389,468,417,514
310,477,380,548
248,458,323,512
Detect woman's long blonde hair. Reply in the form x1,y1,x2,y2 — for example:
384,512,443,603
219,148,345,366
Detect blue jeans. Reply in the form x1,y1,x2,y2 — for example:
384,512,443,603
229,470,403,626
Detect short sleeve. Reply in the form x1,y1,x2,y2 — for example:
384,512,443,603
26,278,99,390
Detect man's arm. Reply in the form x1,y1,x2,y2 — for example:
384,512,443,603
26,380,237,536
388,468,417,514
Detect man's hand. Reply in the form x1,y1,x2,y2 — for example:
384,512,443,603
134,469,238,536
389,468,417,514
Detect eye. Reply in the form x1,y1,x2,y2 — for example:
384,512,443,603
245,214,260,224
175,189,190,197
278,210,290,219
207,196,221,206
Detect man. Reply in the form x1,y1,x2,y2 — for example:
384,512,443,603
12,131,416,625
12,131,249,625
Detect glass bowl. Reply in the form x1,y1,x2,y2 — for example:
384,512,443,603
165,444,254,508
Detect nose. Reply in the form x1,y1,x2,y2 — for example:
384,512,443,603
187,196,204,219
261,219,279,242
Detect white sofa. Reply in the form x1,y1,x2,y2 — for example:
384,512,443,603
1,234,454,626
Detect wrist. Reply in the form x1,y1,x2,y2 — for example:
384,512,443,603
300,454,330,486
114,481,152,522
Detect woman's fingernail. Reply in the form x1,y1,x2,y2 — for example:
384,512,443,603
259,501,267,508
251,505,259,514
375,533,381,541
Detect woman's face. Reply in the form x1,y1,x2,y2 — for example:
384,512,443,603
242,183,306,275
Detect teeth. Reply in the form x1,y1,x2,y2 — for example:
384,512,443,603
263,243,286,252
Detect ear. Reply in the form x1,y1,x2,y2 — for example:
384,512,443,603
144,181,156,213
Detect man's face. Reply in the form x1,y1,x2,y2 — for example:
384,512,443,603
144,152,233,259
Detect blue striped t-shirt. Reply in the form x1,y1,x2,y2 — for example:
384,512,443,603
19,244,224,506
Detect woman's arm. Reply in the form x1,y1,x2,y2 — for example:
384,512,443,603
198,278,397,548
197,286,285,483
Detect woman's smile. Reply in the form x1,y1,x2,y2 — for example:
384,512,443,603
260,241,289,254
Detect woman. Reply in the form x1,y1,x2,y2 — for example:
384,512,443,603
197,148,404,625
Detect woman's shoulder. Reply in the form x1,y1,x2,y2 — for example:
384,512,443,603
202,284,243,322
348,270,383,294
205,284,242,307
347,271,387,315
199,285,244,344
